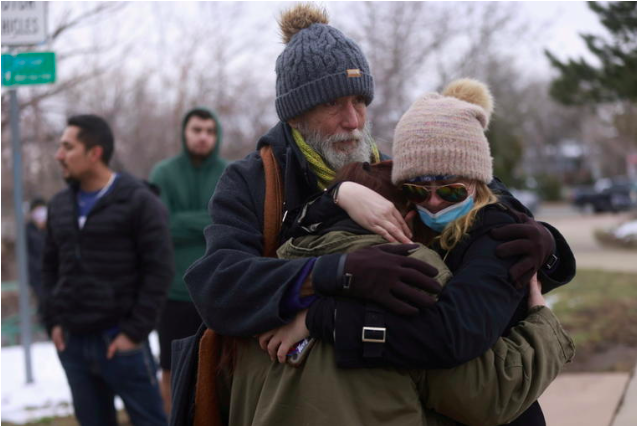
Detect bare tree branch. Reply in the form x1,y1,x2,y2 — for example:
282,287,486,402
50,2,127,41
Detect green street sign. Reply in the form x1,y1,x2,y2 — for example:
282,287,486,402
2,52,56,86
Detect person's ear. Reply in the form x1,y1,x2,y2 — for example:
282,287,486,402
87,145,104,163
288,117,299,129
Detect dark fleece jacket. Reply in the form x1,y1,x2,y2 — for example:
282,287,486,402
184,122,332,335
42,172,173,342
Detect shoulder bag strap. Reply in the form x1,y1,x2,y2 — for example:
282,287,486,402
260,144,284,258
193,145,284,426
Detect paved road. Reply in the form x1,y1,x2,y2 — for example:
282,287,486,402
535,204,637,273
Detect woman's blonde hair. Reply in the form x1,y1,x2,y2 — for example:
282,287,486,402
437,180,498,251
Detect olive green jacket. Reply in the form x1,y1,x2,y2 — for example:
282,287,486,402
219,232,574,426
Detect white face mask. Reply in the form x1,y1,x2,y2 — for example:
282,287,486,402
31,206,47,224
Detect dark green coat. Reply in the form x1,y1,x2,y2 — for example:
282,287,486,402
150,108,227,301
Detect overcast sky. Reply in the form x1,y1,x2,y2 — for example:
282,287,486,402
41,1,606,73
519,1,606,68
3,0,609,127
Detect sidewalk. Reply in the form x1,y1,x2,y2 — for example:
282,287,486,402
540,372,630,426
611,363,637,426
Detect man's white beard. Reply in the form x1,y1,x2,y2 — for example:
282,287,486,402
297,122,374,171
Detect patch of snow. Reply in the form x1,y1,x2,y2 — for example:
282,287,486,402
614,220,637,240
1,332,161,424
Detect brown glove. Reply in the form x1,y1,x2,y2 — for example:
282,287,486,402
314,244,442,316
490,211,556,289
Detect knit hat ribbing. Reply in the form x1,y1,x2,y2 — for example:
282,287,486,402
391,79,494,185
275,4,374,122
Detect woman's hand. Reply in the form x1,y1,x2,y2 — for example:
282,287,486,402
527,273,545,309
257,309,310,363
337,182,413,243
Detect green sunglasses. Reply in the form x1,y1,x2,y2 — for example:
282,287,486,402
400,183,469,204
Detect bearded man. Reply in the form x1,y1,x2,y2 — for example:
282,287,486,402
178,5,575,424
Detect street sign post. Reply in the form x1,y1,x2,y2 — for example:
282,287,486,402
2,52,56,86
2,2,52,386
1,1,48,46
8,82,34,385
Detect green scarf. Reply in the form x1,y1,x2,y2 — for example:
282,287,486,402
291,128,381,190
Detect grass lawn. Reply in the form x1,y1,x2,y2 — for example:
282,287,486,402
548,268,637,372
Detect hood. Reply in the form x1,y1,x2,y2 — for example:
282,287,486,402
181,107,224,167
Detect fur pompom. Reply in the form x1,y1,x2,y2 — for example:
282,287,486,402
443,79,494,122
279,3,329,44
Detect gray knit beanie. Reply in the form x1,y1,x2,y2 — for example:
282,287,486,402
391,79,495,185
275,4,374,122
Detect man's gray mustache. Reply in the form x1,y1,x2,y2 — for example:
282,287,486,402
326,131,363,143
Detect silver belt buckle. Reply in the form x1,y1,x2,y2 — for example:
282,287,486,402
362,326,386,343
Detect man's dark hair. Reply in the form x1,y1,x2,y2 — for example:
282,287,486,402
183,108,215,128
67,114,114,165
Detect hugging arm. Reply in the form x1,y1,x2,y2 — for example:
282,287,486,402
185,156,440,337
290,176,575,369
306,210,528,369
293,177,576,291
256,278,574,426
285,182,412,243
417,305,575,426
183,157,325,336
489,177,576,291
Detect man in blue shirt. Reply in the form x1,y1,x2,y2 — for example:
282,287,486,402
42,114,173,426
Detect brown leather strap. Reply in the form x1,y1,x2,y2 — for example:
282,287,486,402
261,144,284,258
193,145,284,426
193,329,221,426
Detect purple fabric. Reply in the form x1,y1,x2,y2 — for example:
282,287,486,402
280,258,318,319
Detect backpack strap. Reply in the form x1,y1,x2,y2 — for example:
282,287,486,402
193,145,284,426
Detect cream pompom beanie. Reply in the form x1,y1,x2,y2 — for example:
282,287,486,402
391,78,494,184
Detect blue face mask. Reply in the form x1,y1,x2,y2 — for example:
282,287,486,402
416,196,474,233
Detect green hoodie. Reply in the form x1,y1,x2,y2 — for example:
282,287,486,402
149,107,228,301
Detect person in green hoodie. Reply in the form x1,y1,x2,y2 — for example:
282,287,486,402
149,107,227,414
